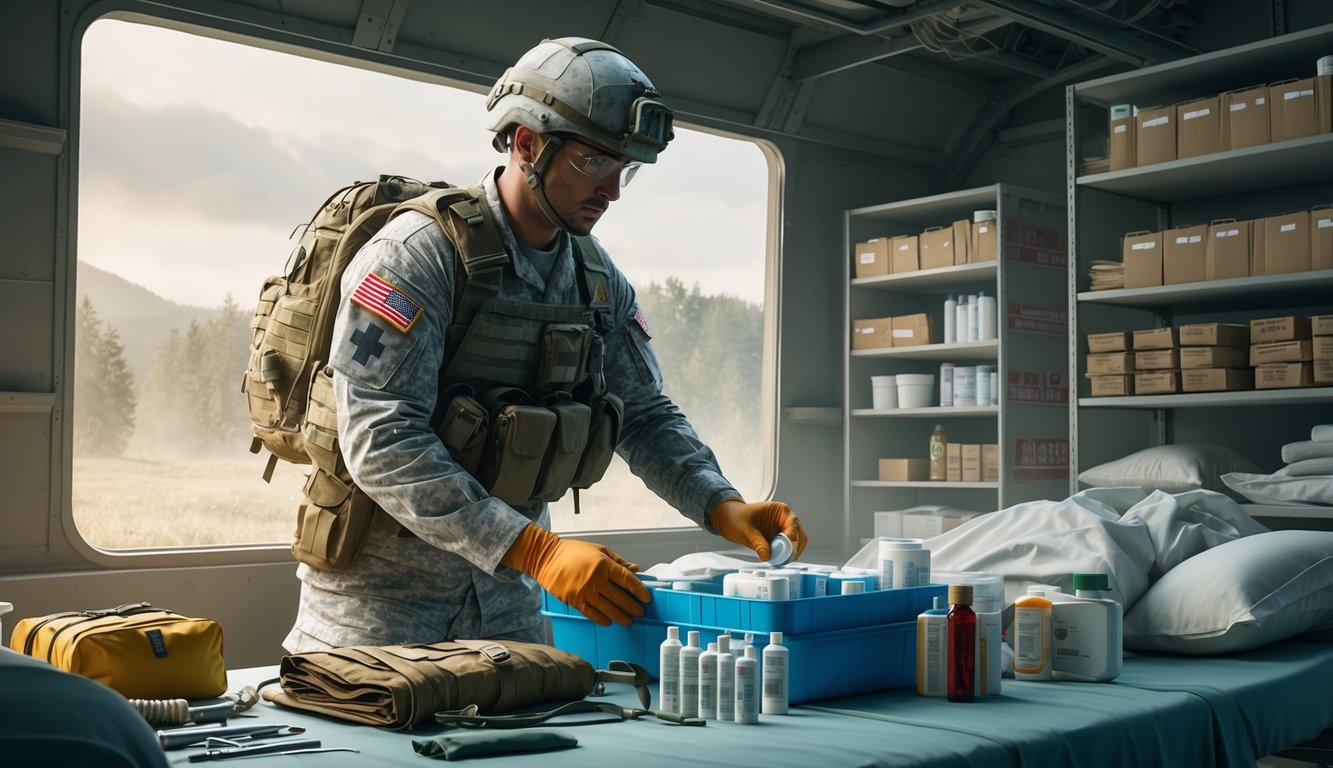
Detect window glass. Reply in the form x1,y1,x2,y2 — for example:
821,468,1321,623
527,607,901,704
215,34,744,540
75,18,770,548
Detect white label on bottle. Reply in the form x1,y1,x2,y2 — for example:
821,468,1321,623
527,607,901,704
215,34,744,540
1229,102,1246,112
1280,223,1297,232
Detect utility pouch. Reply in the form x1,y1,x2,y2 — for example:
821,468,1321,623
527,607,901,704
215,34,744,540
530,399,591,502
294,464,379,572
570,393,623,490
9,603,227,700
302,364,341,473
435,386,488,477
480,389,557,507
537,323,592,390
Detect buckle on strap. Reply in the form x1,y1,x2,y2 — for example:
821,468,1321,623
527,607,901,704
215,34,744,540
475,642,511,665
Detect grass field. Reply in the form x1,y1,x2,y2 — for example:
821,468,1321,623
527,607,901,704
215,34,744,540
72,456,698,549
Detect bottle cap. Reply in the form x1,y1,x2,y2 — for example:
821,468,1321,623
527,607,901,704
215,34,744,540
1073,572,1110,591
667,625,679,640
766,532,794,566
687,630,700,646
770,631,782,644
933,595,946,610
745,646,758,660
948,584,974,605
718,635,730,653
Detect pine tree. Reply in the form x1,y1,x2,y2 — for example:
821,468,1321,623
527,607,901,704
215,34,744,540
73,296,137,456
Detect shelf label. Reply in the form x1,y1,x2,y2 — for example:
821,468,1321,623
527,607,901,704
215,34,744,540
1007,370,1069,404
1012,437,1069,481
1004,219,1068,268
1007,302,1068,336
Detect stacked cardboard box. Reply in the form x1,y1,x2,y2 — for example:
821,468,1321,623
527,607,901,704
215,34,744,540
1179,322,1253,392
851,313,933,350
1252,316,1315,389
1314,314,1333,385
944,443,1000,482
1107,73,1331,171
1132,327,1179,394
852,217,992,280
1085,331,1134,396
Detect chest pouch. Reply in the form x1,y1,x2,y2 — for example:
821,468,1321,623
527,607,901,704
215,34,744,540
570,393,623,491
480,388,556,507
538,323,593,391
435,384,488,478
530,399,591,503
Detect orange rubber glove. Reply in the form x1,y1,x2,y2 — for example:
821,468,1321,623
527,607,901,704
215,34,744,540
709,499,808,562
501,523,650,627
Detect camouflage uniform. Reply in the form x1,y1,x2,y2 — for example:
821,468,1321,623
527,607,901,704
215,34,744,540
283,172,738,652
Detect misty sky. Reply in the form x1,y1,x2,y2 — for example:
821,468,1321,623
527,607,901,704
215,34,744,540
76,19,771,309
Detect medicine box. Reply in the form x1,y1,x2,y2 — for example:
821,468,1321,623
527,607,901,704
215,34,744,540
542,580,944,704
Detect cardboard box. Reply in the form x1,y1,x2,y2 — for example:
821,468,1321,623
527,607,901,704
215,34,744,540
1254,211,1311,275
1250,340,1314,365
1178,322,1250,347
1086,352,1136,375
1222,85,1270,150
1109,115,1136,171
1251,315,1312,343
851,317,894,350
1311,206,1333,272
873,510,903,539
982,444,999,483
952,220,971,265
971,220,997,262
1182,368,1254,393
946,443,962,482
1163,224,1207,285
1314,315,1333,336
1087,331,1132,353
1134,371,1180,394
1180,346,1250,369
1089,375,1134,397
961,444,981,483
1135,348,1179,370
853,238,891,278
1315,359,1333,385
1133,327,1177,350
1177,96,1221,159
891,313,932,347
1256,362,1315,389
1123,231,1163,288
1269,76,1332,143
1312,336,1333,360
1206,219,1251,281
1136,105,1176,166
891,234,919,274
901,510,981,539
878,458,929,482
919,226,955,271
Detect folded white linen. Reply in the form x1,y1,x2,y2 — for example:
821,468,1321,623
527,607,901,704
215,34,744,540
1281,440,1333,463
1313,424,1333,441
1280,457,1333,477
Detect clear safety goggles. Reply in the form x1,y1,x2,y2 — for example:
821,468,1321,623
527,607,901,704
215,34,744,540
561,135,643,187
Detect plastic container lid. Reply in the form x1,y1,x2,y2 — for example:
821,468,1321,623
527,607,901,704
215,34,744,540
895,373,935,385
767,532,794,566
1073,573,1110,591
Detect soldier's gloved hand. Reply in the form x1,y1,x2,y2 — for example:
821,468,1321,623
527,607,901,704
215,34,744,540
501,523,650,627
709,499,809,562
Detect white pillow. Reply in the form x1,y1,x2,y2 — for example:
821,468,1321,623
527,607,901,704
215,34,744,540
1123,530,1333,654
1221,472,1333,506
1077,444,1263,495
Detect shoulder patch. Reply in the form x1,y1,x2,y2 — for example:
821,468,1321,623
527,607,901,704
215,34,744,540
351,272,424,333
632,305,651,337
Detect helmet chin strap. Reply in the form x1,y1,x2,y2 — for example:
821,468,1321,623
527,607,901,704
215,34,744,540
521,134,575,233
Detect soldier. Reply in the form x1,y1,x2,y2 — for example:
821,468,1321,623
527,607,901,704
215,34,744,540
283,37,806,652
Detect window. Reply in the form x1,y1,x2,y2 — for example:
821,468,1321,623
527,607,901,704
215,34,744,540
75,18,772,548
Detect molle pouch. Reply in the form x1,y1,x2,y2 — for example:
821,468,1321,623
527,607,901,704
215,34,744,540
570,393,623,490
537,323,592,390
302,364,341,473
294,464,379,572
435,388,488,478
480,390,557,507
530,400,591,503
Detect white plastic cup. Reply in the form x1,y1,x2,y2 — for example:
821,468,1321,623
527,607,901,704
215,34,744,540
871,375,898,409
877,537,931,589
896,373,934,409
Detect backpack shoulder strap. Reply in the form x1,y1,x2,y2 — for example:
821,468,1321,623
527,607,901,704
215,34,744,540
571,235,613,315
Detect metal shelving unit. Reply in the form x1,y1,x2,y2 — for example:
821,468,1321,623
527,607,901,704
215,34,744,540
1066,24,1333,520
843,184,1070,551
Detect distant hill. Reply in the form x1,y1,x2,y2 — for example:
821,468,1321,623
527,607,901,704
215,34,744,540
75,262,222,389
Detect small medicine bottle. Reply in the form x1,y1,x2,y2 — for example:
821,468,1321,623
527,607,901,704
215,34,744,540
679,630,702,718
929,424,948,481
762,631,789,715
946,584,976,702
1014,588,1054,681
659,626,682,714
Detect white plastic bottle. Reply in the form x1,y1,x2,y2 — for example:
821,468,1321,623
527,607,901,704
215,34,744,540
735,647,759,723
1051,573,1124,682
659,626,682,714
943,294,957,344
762,631,789,715
966,293,979,342
716,635,735,721
916,595,948,697
939,362,954,407
1014,588,1054,681
680,630,702,718
698,641,718,721
977,291,997,340
955,294,969,344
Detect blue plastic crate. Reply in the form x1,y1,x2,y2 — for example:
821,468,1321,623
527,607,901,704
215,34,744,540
541,579,944,704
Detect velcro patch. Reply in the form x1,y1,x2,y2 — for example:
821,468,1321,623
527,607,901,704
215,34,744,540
632,306,651,337
351,272,423,333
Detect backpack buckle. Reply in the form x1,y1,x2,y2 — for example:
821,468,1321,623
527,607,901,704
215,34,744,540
476,642,511,665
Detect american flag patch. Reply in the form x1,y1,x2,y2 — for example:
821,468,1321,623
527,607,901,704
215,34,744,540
632,306,651,337
351,273,423,332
